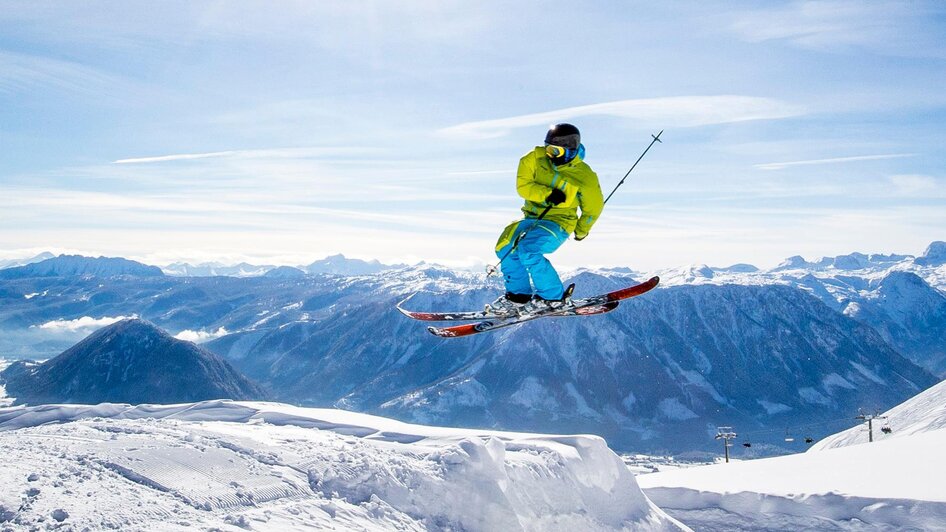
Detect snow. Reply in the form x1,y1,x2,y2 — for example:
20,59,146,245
638,429,946,530
0,400,685,531
0,359,12,408
657,398,698,421
811,378,946,449
636,374,946,530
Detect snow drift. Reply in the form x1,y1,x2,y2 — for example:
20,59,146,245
0,400,686,531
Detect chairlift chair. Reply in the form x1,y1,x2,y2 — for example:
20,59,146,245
784,429,794,443
881,424,893,434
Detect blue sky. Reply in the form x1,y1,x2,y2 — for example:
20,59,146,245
1,1,945,270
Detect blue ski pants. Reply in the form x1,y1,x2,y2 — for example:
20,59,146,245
495,219,569,300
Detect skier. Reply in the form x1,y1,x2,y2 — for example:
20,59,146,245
487,123,604,315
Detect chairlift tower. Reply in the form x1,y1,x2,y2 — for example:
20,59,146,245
855,411,888,443
715,426,737,463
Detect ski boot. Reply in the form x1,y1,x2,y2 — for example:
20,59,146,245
521,283,575,315
484,292,532,317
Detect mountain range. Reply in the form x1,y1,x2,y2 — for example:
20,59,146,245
0,252,406,278
0,243,944,453
0,255,163,279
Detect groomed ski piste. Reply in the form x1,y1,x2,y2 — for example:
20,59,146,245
0,400,686,531
637,379,946,531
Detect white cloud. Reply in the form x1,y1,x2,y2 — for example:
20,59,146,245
174,327,229,343
35,315,137,333
889,174,940,196
755,153,916,171
439,96,805,139
729,1,946,58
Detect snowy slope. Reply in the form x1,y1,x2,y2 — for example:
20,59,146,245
637,430,946,530
0,359,12,408
636,375,946,530
810,378,946,450
0,400,686,531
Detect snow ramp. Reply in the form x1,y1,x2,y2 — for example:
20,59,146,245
0,400,686,531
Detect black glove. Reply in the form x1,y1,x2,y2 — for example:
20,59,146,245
545,188,566,205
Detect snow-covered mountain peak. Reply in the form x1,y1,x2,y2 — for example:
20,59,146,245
305,253,404,276
262,265,307,279
0,251,55,270
916,240,946,266
655,264,715,286
771,250,916,275
870,270,931,296
773,255,810,271
712,263,759,274
1,319,266,405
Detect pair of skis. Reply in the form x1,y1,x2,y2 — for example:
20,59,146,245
397,276,659,338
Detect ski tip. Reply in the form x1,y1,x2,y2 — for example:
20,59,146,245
395,293,418,317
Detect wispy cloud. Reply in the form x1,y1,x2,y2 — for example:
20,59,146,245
113,151,238,164
446,169,508,176
889,174,940,196
34,315,137,333
0,49,129,97
730,1,946,58
440,96,805,139
112,146,383,164
755,154,916,171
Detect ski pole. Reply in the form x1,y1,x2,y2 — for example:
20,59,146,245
603,130,662,205
485,130,663,278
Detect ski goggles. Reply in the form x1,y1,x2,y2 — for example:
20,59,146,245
545,144,578,160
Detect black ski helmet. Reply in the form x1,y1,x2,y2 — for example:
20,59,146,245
545,123,580,150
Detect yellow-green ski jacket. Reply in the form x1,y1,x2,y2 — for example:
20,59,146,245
516,146,604,239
